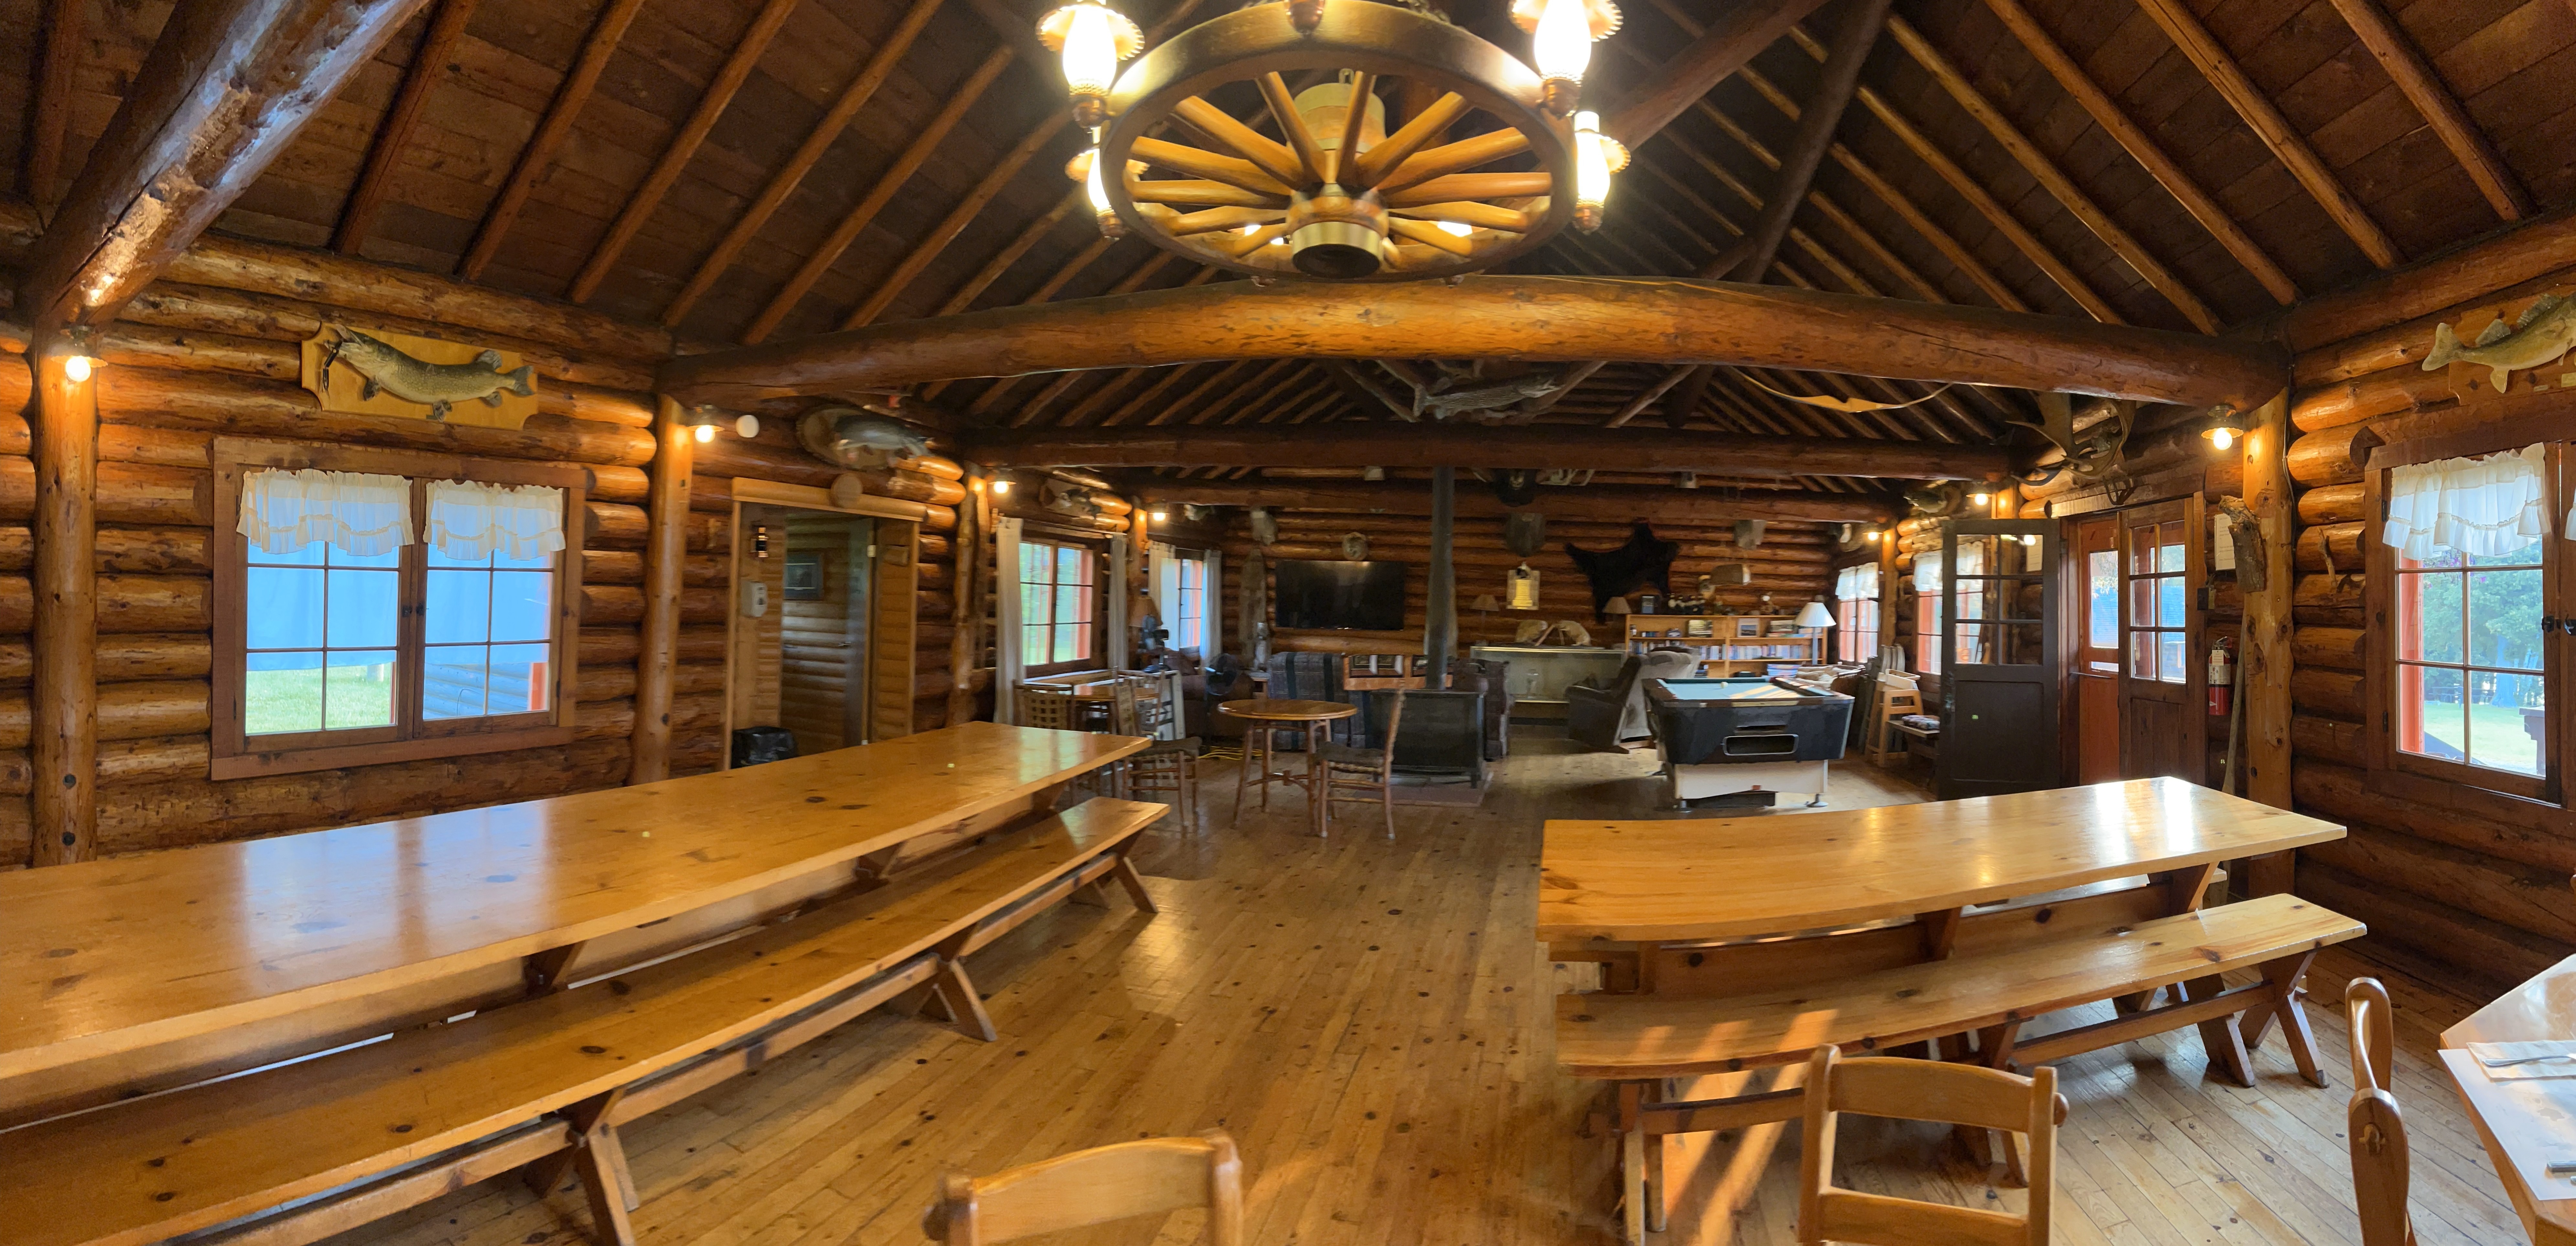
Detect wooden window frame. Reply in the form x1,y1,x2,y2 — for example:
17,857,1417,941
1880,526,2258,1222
1172,552,1208,655
1833,562,1879,663
2363,432,2566,808
211,439,586,780
1019,536,1104,677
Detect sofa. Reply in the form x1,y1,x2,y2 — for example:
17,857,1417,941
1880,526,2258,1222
1565,649,1698,751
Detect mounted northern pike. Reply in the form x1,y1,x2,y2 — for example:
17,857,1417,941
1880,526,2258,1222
320,324,536,421
2424,293,2576,393
1412,370,1565,421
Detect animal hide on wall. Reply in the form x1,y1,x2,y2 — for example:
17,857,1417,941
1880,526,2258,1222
1564,522,1680,623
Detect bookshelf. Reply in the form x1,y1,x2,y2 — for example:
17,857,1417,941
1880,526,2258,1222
1622,612,1826,676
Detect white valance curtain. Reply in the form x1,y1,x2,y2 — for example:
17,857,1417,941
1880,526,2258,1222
425,480,566,561
238,469,412,556
1835,563,1879,602
992,516,1026,724
2381,444,2549,559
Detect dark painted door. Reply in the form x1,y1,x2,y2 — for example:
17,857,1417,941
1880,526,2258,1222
1936,519,2061,800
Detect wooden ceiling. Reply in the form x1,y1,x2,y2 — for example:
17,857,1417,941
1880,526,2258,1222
8,0,2571,493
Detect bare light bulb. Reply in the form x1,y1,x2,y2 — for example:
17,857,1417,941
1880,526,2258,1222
991,478,1012,496
2207,426,2235,451
1865,529,1883,542
1970,490,1991,507
62,355,92,383
693,423,715,443
1149,508,1167,522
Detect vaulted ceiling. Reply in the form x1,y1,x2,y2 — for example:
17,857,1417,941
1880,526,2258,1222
9,0,2571,495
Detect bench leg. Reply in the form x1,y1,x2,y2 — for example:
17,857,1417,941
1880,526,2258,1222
1616,1081,1651,1244
1974,1022,2029,1187
572,1122,639,1246
1109,852,1160,914
2182,973,2256,1088
2238,951,2327,1087
1067,878,1113,908
929,957,999,1042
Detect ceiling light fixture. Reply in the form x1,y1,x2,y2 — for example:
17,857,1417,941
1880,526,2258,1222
1571,110,1627,231
1037,1,1144,128
1512,0,1622,116
2202,406,2245,453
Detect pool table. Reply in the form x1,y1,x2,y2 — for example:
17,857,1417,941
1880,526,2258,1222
1644,676,1854,808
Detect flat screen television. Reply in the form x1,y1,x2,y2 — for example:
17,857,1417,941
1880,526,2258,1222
1273,559,1408,631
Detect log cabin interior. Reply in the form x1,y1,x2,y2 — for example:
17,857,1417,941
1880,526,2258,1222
15,0,2576,1241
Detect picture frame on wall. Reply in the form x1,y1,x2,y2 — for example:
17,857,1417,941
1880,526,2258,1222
783,550,824,601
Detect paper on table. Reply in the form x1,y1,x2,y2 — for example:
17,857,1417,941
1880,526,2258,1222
2468,1040,2576,1080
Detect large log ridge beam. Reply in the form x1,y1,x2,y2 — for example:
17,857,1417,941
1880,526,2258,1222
660,278,2288,413
12,0,425,865
1131,479,1897,524
972,422,2001,481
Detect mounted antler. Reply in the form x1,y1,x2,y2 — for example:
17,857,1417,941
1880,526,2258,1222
2010,393,2137,482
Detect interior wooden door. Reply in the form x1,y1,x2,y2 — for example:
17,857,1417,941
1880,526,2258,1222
1935,519,2061,799
2073,516,2122,784
2116,499,2204,782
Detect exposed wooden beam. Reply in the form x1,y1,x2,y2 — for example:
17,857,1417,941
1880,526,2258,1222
24,0,85,209
1096,362,1210,427
1720,0,1891,282
1979,0,2297,304
944,236,1124,410
1887,14,2217,332
1326,360,1415,421
1179,358,1296,426
963,421,2009,481
838,117,1073,330
1601,0,1835,147
1607,366,1693,427
457,0,650,281
1111,360,1234,426
335,0,478,254
664,277,2288,412
936,191,1083,316
1513,359,1610,423
567,0,801,302
741,46,1016,344
2325,0,2531,224
2131,0,2401,268
659,0,944,328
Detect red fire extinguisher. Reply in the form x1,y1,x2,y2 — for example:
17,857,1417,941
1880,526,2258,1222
2207,638,2235,716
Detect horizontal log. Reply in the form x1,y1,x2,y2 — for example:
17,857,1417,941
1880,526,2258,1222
2294,858,2567,993
1137,480,1892,522
2289,368,2451,432
2296,758,2576,875
2306,824,2576,945
582,584,726,627
2275,205,2576,359
0,526,208,573
96,368,656,467
98,736,213,786
2292,625,2365,671
2295,573,2364,627
2287,424,2379,487
2291,713,2365,768
976,423,2008,483
585,502,730,552
580,549,727,587
662,277,2290,412
2290,668,2362,720
2296,482,2364,526
2295,523,2364,574
99,682,211,742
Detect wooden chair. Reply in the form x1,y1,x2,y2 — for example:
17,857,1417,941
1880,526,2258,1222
1017,683,1079,731
1320,690,1405,839
2346,978,2416,1246
923,1130,1244,1245
1114,673,1200,832
1798,1047,2062,1246
1862,676,1921,766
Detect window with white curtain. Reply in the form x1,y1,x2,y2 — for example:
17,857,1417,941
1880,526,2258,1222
214,446,583,779
2380,443,2555,795
1833,563,1879,662
1913,548,1943,675
1172,555,1207,652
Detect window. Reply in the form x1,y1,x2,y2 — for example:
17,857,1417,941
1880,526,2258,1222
1020,539,1098,670
1172,555,1207,652
2085,547,2120,671
2125,517,2188,683
2383,443,2554,793
1914,549,1942,675
1833,563,1879,662
214,442,583,779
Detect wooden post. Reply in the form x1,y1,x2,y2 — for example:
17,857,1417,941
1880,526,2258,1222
1425,466,1456,691
2240,388,2295,892
947,466,990,726
28,339,97,866
630,397,694,784
1876,522,1899,661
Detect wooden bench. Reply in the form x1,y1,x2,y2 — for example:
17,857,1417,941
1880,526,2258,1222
1558,892,2360,1237
0,797,1167,1246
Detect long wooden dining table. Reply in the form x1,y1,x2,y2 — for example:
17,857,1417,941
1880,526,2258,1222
2443,953,2576,1245
0,721,1143,1126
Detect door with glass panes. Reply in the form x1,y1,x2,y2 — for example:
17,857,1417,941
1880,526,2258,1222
2116,498,2203,782
1935,520,2060,799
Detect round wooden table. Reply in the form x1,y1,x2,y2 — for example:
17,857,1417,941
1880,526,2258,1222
1218,699,1358,837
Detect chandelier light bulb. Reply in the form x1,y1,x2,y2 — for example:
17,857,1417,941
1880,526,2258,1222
1081,146,1125,238
1436,221,1473,237
1513,0,1620,115
1037,2,1142,127
1571,111,1625,231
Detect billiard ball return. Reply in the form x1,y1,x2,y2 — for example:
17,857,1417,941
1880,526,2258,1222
1644,676,1856,809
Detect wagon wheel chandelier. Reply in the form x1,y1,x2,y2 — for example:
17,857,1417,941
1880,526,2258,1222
1040,0,1628,281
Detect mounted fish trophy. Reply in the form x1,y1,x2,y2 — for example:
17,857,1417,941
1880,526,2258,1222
300,323,538,428
1410,363,1573,422
2426,288,2576,402
797,405,932,470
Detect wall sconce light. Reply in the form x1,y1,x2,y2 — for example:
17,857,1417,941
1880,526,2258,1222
1149,507,1168,522
1970,489,1991,508
2202,406,2245,452
1864,528,1883,543
56,326,98,382
991,477,1013,496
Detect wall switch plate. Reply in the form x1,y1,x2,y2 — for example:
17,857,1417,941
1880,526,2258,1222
741,580,769,618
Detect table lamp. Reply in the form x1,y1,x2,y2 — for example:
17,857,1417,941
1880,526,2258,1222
1471,593,1499,638
1795,600,1835,636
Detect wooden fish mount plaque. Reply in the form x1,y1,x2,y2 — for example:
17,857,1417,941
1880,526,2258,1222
299,323,540,428
2431,287,2576,405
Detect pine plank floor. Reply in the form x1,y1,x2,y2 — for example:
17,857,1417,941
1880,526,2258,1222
324,733,2522,1246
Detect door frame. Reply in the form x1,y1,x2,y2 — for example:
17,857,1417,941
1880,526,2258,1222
2112,497,2206,782
721,479,929,767
1935,518,2062,799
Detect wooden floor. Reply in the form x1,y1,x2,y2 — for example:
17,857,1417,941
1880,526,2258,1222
331,733,2522,1246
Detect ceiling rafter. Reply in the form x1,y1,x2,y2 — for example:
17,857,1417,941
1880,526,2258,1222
2129,0,2401,268
1188,359,1300,425
24,0,85,209
567,0,802,302
1886,15,2217,332
1134,360,1250,426
458,0,651,281
658,0,945,328
1046,269,1227,424
938,235,1125,408
741,45,1019,344
1097,362,1218,428
1601,0,1835,145
2323,0,2531,224
1718,0,1892,282
1977,0,2297,305
935,192,1084,316
1002,252,1194,424
335,0,479,254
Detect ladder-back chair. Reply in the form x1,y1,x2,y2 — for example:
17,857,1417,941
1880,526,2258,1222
2346,978,2415,1246
1799,1047,2062,1246
1319,690,1405,839
923,1130,1243,1245
1113,672,1200,831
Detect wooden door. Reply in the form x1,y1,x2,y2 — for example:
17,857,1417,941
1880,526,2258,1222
2116,499,2204,781
1934,519,2061,799
2073,516,2122,784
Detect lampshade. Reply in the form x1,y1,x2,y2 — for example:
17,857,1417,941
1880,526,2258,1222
1794,600,1835,628
1605,596,1631,615
1471,594,1500,612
